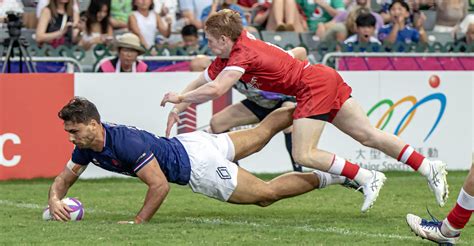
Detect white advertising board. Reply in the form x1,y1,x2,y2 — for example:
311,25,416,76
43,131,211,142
320,72,472,171
74,71,472,178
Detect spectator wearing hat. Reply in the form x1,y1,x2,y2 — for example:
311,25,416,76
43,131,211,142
97,33,149,72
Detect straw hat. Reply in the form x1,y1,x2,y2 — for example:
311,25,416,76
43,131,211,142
115,33,145,54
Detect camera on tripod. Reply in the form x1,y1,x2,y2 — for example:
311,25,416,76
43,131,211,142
1,10,36,73
6,11,23,39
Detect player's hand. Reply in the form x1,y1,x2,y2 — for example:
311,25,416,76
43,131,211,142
165,108,181,137
160,92,182,107
48,198,72,222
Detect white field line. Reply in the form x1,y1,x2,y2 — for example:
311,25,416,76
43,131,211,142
0,199,417,242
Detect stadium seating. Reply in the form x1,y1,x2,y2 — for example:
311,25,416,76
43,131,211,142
249,31,261,40
422,10,437,31
426,31,453,45
260,31,301,49
299,32,319,51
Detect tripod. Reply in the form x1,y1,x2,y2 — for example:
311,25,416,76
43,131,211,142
2,35,37,73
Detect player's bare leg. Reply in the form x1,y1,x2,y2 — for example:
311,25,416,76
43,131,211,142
210,102,259,133
281,101,302,172
332,98,448,207
228,106,295,161
227,167,351,206
291,118,386,212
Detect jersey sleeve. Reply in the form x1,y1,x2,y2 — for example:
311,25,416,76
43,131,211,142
71,147,92,166
205,58,227,82
116,132,155,174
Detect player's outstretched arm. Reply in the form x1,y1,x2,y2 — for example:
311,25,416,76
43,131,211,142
123,157,170,224
161,70,242,106
48,161,85,221
163,73,207,137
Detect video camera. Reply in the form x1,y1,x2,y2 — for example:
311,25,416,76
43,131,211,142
6,11,23,39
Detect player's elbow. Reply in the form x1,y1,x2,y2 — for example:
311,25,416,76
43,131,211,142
151,181,170,195
207,83,225,98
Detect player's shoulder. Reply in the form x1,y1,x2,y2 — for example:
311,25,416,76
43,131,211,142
104,123,143,145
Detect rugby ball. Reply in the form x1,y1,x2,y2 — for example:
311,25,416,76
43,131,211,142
42,197,84,221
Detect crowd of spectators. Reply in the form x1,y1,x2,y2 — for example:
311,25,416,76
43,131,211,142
0,0,473,72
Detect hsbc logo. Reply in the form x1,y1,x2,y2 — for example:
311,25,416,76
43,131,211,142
0,133,21,167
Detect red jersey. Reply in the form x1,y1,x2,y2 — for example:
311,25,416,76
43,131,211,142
205,30,352,120
205,30,310,97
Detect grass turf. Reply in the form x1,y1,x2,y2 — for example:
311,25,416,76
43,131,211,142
0,171,472,245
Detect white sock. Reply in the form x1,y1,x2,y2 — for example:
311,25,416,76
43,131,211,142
313,170,345,189
327,155,345,175
441,219,461,237
417,159,431,177
353,168,373,185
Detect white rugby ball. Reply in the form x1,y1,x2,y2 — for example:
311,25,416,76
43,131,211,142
42,197,84,221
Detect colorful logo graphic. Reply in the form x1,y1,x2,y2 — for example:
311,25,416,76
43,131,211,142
367,93,446,142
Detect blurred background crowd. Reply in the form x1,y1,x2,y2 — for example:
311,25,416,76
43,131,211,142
0,0,473,72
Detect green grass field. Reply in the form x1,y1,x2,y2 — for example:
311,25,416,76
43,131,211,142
1,171,472,245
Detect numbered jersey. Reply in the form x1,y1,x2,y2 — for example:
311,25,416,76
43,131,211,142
205,30,310,97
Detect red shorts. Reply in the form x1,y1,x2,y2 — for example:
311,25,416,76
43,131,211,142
293,64,352,122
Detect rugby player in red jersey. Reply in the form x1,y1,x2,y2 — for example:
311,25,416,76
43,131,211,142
161,9,448,212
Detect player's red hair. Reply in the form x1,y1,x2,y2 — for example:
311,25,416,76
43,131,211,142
204,9,243,42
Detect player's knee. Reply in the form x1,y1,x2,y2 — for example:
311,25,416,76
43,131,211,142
256,186,279,207
209,117,226,133
465,173,474,190
209,117,219,133
356,128,379,149
292,150,310,166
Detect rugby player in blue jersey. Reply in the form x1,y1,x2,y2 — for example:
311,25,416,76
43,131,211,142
48,97,359,224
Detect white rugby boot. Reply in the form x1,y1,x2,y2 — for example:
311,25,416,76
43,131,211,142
360,170,386,212
426,160,449,207
406,213,459,245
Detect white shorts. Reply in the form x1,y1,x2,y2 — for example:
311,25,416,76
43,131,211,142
176,131,238,201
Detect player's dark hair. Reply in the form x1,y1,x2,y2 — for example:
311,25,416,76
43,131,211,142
389,0,410,12
58,97,101,124
181,24,199,37
356,13,376,27
205,9,243,42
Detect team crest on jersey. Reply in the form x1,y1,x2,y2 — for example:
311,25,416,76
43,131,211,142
248,76,261,89
216,167,231,179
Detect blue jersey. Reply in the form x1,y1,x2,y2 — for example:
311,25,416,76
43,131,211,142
378,24,420,44
71,123,191,185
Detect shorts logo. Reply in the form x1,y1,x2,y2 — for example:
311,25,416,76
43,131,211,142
216,167,231,180
92,158,100,166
